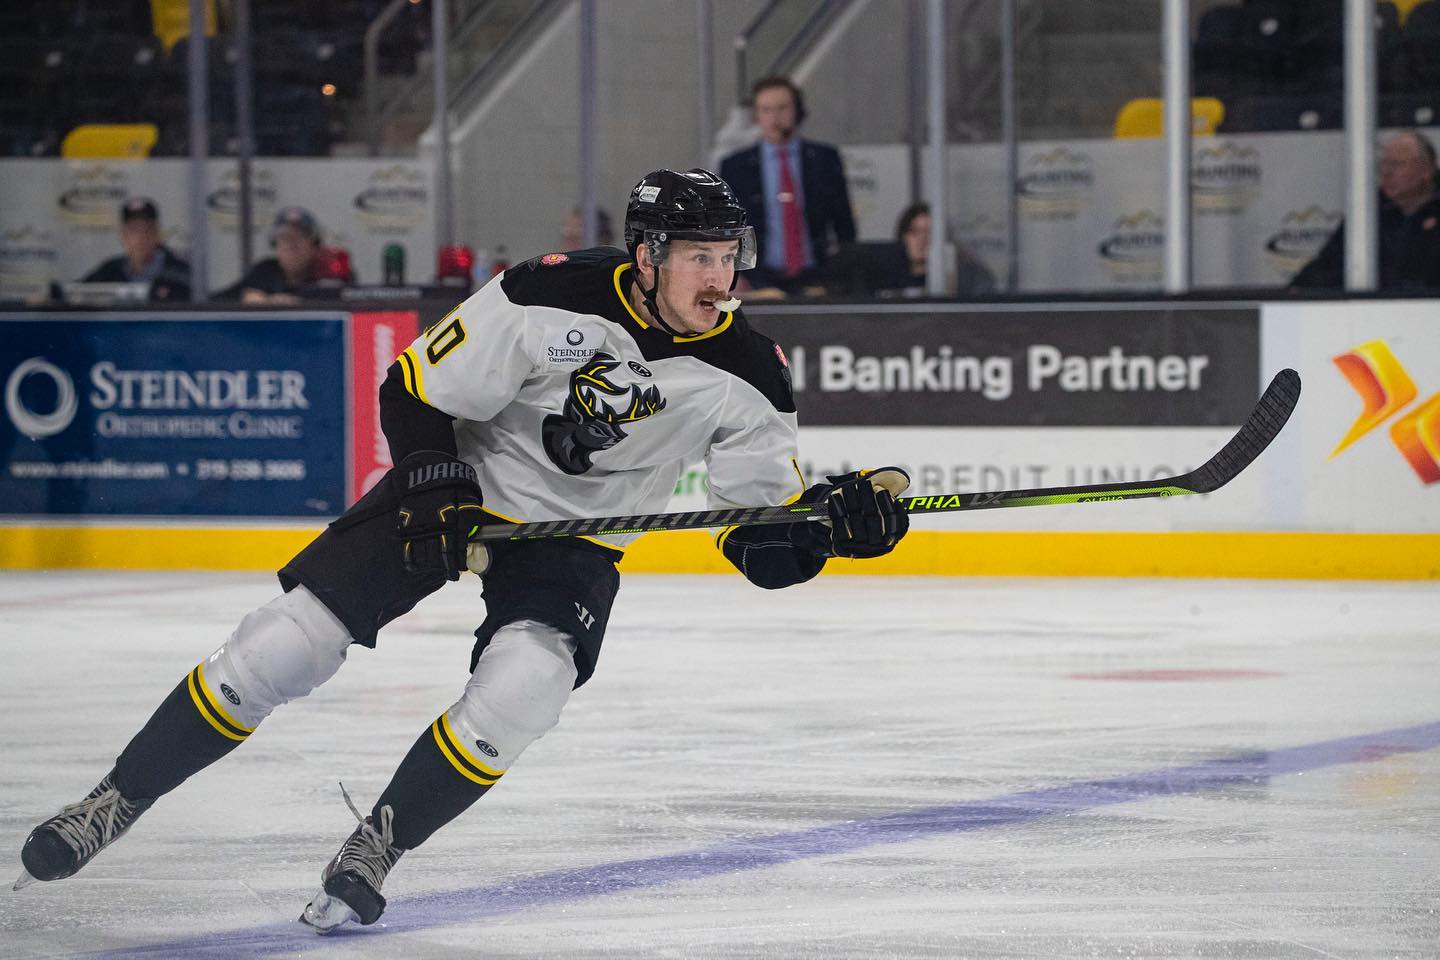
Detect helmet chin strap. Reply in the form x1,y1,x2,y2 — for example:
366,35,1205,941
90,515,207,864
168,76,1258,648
636,249,688,337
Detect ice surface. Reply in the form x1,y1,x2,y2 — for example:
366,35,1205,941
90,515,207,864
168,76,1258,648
1,570,1436,959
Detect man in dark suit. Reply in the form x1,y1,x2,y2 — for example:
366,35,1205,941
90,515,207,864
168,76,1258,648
719,76,856,295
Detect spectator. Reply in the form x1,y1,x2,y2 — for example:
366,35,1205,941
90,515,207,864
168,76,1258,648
81,198,191,302
1291,130,1440,290
835,203,996,298
225,206,325,304
560,206,616,249
719,76,856,295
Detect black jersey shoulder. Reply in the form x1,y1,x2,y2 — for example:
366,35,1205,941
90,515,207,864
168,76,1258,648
504,252,795,415
500,247,631,319
654,311,797,415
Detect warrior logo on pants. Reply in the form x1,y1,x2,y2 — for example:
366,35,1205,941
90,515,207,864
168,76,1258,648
542,353,666,475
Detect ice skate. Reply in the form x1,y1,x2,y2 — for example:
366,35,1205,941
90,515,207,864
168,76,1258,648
15,772,153,889
299,785,404,933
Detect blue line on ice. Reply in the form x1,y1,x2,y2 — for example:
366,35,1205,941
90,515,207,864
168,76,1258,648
82,720,1440,959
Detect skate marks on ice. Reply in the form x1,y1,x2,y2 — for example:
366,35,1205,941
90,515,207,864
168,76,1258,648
47,720,1440,960
3,572,1438,958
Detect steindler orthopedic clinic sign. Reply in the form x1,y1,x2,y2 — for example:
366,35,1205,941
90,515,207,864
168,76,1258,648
1,313,347,517
757,306,1260,426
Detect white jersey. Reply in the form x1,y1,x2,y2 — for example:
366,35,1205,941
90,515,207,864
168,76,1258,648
394,248,806,552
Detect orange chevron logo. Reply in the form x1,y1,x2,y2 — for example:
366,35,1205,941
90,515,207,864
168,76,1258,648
1330,341,1440,485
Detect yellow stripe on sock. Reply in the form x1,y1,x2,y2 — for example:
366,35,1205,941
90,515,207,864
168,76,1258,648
430,720,500,786
440,713,506,778
195,662,255,733
186,670,248,742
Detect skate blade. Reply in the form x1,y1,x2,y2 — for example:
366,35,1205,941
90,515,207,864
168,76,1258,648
299,889,358,934
12,868,39,891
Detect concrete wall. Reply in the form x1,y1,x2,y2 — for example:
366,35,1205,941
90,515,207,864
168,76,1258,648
449,0,773,267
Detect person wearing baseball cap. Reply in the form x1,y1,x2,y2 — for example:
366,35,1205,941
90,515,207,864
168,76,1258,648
80,197,192,302
227,205,325,304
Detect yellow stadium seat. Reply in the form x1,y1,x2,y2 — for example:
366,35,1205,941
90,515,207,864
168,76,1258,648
1392,0,1426,24
150,0,217,52
1113,97,1225,138
61,124,160,159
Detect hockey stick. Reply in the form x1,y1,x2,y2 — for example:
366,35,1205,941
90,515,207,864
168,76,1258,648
470,368,1301,543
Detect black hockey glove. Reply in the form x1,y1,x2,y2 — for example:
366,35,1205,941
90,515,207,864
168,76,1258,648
791,467,911,559
392,450,485,581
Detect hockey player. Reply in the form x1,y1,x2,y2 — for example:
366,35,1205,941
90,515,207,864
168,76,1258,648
14,169,909,931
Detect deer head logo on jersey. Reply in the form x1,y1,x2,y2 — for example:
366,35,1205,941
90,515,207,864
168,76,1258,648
542,353,667,475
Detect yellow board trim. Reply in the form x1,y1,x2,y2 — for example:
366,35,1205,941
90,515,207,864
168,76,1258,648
431,720,499,785
440,713,506,778
196,661,256,732
2,528,1438,579
186,671,248,742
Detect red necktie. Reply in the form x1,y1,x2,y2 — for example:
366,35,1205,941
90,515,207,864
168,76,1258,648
777,148,805,277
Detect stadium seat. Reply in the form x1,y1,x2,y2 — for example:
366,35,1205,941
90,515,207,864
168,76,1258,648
254,85,332,156
61,123,159,159
1220,94,1343,132
62,36,165,127
1380,92,1440,127
1392,0,1428,23
1113,97,1225,138
1402,1,1440,89
150,0,216,52
1237,0,1301,85
1377,3,1406,93
1193,3,1246,98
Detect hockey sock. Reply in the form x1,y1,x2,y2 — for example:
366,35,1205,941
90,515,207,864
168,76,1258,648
372,712,506,850
112,661,255,800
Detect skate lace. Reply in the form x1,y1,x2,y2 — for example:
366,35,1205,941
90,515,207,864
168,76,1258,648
48,780,137,860
335,783,402,892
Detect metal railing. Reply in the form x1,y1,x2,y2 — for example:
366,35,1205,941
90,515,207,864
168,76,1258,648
364,0,541,156
734,0,853,105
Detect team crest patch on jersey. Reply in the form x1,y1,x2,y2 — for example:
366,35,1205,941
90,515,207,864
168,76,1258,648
541,253,569,265
542,352,667,475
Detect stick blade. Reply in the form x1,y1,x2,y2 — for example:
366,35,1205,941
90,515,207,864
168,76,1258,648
1186,368,1301,494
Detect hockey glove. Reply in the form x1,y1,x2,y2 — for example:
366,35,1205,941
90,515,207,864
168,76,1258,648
792,467,911,559
393,451,485,581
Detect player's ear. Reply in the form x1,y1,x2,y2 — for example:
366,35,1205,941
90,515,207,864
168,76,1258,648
634,241,655,281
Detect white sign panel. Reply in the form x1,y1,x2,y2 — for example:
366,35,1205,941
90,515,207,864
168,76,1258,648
0,159,436,300
1262,300,1440,532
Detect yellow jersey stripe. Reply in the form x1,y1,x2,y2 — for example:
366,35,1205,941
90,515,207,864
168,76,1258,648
401,347,429,403
398,348,417,396
613,263,650,329
440,713,506,778
430,720,499,786
186,671,248,742
612,262,735,343
682,312,733,342
196,661,255,732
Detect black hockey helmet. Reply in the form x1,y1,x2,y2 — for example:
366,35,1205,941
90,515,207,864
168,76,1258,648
624,168,757,270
